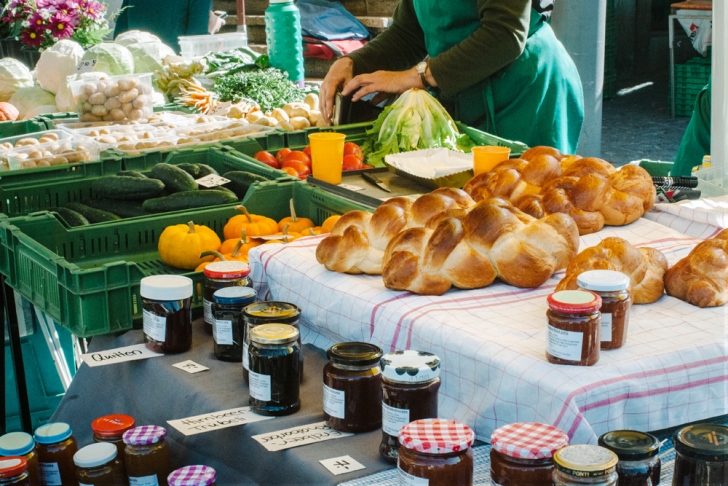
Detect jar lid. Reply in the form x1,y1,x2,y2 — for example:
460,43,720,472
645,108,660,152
243,301,300,324
140,275,193,301
204,261,250,279
598,430,660,461
553,445,618,477
123,425,167,446
213,286,257,305
673,423,728,462
91,414,136,438
547,290,602,314
0,432,34,456
73,442,117,468
168,465,217,486
398,419,474,455
0,457,27,478
577,270,630,292
327,342,383,367
381,350,441,383
491,422,569,460
250,323,299,345
34,422,72,445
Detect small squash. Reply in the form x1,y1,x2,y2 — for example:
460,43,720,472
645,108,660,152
0,102,19,122
265,224,299,245
158,221,221,270
278,198,314,233
220,229,261,256
224,205,278,240
321,215,340,234
306,227,321,236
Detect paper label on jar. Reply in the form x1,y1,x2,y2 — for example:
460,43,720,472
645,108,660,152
382,401,410,436
203,299,213,324
143,309,166,343
397,468,429,486
214,319,233,345
243,342,249,370
128,475,159,486
323,384,346,419
547,325,584,362
38,462,62,485
601,313,612,342
249,369,272,401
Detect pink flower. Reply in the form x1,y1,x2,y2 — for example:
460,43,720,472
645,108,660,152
49,12,73,38
80,0,105,21
28,12,47,31
21,29,43,48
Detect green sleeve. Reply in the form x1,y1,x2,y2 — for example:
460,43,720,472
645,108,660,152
345,0,427,76
674,81,711,176
186,0,212,35
430,0,531,97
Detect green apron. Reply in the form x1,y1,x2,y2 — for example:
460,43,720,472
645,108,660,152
412,3,584,154
674,80,711,176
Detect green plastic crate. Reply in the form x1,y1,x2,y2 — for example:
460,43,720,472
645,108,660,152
456,123,529,157
638,160,674,177
0,119,49,139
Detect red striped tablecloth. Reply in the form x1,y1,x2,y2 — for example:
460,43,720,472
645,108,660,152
249,217,728,444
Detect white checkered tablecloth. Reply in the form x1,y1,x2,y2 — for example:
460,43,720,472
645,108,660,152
644,195,728,238
249,217,728,445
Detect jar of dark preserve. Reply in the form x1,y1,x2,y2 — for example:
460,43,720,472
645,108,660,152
490,422,569,485
0,457,29,485
577,270,632,350
248,324,301,416
168,465,217,486
546,290,602,366
212,286,256,362
0,433,38,486
91,414,135,476
672,423,727,486
123,426,172,486
398,419,475,486
203,261,251,335
379,350,441,463
141,275,193,354
324,342,383,433
242,302,301,383
598,430,660,486
34,422,78,486
73,442,125,486
553,445,618,485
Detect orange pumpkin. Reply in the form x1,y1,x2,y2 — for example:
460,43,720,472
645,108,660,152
278,198,314,233
220,229,261,256
265,224,300,245
0,102,19,122
306,227,321,236
321,215,340,234
224,206,277,240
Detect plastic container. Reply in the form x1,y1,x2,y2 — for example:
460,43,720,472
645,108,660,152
178,32,248,58
70,74,154,124
696,166,728,197
265,0,305,86
141,275,194,354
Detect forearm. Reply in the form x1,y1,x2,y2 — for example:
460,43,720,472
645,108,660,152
187,0,211,35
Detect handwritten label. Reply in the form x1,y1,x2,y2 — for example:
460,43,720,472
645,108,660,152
81,343,164,368
167,406,273,436
75,59,97,73
196,174,231,188
251,421,353,452
172,360,209,374
319,455,365,476
339,183,364,192
208,101,232,116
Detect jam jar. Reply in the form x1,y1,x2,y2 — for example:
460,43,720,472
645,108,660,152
212,286,256,362
123,426,172,486
248,324,301,416
598,430,661,486
168,465,217,486
672,423,728,485
323,342,383,433
73,442,125,486
490,422,569,485
0,433,38,485
546,290,602,366
379,350,441,463
34,422,78,486
553,445,618,485
91,414,135,475
0,457,29,485
577,270,632,350
398,419,475,486
141,275,193,354
203,261,251,335
243,302,301,383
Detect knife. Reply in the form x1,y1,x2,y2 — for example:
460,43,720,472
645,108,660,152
362,172,391,192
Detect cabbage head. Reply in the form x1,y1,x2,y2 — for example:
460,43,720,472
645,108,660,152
55,72,109,112
115,30,162,47
127,42,175,74
81,43,135,76
35,40,85,94
9,86,57,119
0,59,34,102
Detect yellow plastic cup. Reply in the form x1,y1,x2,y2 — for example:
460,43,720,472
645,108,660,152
309,132,346,184
472,146,511,175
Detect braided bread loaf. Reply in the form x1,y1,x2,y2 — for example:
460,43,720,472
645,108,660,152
556,237,668,304
665,229,728,307
381,198,580,295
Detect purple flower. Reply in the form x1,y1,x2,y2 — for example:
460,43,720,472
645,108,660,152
28,12,47,31
21,29,43,48
49,12,73,38
79,0,105,21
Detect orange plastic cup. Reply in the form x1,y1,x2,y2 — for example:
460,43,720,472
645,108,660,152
309,132,346,184
472,146,511,175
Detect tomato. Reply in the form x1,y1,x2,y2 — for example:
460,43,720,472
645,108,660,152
282,150,312,168
303,145,311,158
344,142,364,162
342,155,363,171
282,159,311,177
254,151,279,169
281,166,300,178
276,148,292,163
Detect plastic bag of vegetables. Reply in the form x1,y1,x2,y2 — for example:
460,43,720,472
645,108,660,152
56,72,109,112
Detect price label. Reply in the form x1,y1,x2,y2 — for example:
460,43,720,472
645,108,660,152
75,59,97,74
319,455,365,476
196,174,231,188
172,360,209,374
209,101,232,116
339,184,364,192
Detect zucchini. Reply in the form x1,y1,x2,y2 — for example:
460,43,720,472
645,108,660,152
91,176,165,200
65,202,121,223
142,190,238,213
176,163,202,178
222,171,268,198
84,199,148,218
150,163,198,193
116,170,148,178
51,207,89,227
196,164,218,177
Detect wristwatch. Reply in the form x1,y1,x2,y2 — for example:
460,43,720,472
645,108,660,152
416,60,430,88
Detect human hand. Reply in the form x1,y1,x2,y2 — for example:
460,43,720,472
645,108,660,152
342,69,421,103
208,11,225,34
319,57,354,126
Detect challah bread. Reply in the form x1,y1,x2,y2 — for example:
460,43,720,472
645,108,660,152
665,229,728,307
556,237,668,304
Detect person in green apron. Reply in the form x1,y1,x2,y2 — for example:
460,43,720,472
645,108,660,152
673,80,711,176
320,0,584,154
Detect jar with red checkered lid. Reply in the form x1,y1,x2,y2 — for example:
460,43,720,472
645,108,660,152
123,426,172,486
397,419,475,486
168,465,217,486
490,422,569,485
